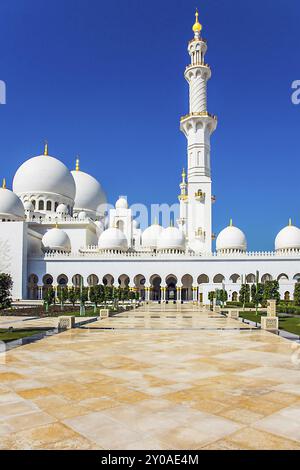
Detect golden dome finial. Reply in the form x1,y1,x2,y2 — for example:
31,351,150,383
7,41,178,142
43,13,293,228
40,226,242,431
289,217,292,226
192,8,202,34
2,178,6,189
44,140,48,156
75,156,80,171
229,218,233,227
181,168,186,183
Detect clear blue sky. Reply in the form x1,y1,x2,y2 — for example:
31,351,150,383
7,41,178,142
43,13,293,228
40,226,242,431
0,0,299,250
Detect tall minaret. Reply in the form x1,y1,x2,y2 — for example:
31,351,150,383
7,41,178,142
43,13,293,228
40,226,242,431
180,9,217,253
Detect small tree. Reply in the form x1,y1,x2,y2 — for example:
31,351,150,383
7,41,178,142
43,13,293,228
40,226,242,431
0,273,13,309
251,282,264,315
57,286,68,310
294,282,300,306
263,280,280,304
80,287,89,305
104,285,113,304
44,287,55,312
68,287,79,306
208,291,215,309
218,289,228,307
90,284,104,308
239,284,250,306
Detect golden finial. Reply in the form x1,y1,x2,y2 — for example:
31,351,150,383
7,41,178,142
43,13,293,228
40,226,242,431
44,141,48,156
192,8,202,34
229,218,233,227
2,178,6,189
289,218,292,226
181,168,186,183
75,157,80,171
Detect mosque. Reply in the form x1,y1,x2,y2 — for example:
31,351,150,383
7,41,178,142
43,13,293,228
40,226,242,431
0,11,299,303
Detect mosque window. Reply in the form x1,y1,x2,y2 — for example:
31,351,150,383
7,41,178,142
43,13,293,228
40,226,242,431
32,200,36,209
38,200,44,211
54,202,58,211
46,201,52,211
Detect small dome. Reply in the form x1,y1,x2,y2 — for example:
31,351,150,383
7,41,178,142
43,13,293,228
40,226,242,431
42,228,71,252
115,196,128,209
71,169,106,217
13,154,76,201
56,203,68,216
189,238,204,254
98,227,128,251
142,223,163,249
157,226,185,251
275,223,300,252
23,200,34,212
216,222,247,253
78,211,87,221
0,187,25,220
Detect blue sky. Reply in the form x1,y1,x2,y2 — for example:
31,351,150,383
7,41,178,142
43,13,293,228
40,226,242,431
0,0,299,250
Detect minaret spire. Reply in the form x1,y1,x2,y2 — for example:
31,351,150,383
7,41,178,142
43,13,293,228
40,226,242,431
192,8,202,39
44,141,48,156
75,156,80,171
2,178,6,189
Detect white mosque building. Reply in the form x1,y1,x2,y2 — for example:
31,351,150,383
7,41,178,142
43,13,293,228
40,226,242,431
0,11,300,303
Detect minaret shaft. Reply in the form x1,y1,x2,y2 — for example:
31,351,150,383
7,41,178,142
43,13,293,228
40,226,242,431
180,11,217,253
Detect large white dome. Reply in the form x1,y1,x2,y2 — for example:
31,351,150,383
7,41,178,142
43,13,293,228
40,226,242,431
0,187,25,220
216,223,247,253
275,223,300,252
157,226,185,251
142,223,163,249
13,154,76,201
42,228,71,252
98,227,128,251
71,169,106,217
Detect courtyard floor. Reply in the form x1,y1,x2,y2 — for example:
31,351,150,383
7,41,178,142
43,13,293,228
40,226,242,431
0,304,300,450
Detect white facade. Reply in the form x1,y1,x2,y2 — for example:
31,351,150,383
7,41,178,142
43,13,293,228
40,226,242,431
0,12,300,303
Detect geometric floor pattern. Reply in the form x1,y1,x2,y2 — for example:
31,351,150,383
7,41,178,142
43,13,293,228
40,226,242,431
1,304,300,449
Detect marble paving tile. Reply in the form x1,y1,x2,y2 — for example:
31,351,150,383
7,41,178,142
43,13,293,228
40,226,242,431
0,304,300,449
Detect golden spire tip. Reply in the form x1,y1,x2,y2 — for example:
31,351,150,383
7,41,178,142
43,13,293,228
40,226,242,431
289,218,292,226
44,141,48,156
229,218,233,227
75,156,80,171
192,7,202,34
2,178,6,189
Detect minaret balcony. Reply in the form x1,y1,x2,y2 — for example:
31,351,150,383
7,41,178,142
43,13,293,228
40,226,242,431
194,190,205,202
185,62,210,71
180,111,217,122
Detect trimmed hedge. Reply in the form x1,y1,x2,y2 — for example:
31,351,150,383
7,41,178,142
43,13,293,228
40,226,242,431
277,305,300,315
226,301,255,308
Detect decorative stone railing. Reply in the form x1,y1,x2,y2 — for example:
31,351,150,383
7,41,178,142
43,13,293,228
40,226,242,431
27,215,94,224
33,249,300,260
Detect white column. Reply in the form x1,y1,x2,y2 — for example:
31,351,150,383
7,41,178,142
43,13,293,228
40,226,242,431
177,287,182,303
